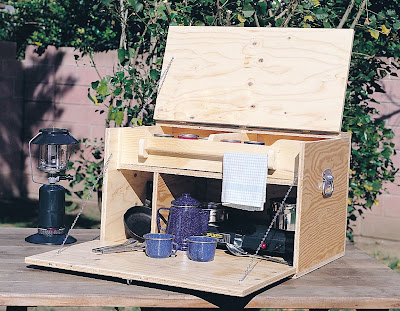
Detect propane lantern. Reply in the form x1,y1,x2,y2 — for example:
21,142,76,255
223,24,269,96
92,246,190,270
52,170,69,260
26,128,78,245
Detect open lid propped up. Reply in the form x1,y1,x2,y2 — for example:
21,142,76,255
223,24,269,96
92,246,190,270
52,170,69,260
155,26,354,133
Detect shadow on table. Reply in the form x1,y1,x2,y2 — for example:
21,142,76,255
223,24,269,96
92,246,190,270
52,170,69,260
27,263,290,310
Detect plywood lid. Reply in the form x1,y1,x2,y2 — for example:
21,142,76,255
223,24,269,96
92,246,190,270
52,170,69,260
155,26,354,133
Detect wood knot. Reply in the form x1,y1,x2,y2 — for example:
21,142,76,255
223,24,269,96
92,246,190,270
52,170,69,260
258,58,264,63
190,116,195,119
250,104,256,108
248,82,253,86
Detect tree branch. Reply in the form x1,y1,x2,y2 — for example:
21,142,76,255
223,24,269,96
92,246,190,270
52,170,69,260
283,2,298,27
119,0,128,49
216,0,223,26
350,0,368,29
163,0,172,16
225,10,231,26
338,0,355,29
275,7,289,21
254,12,260,27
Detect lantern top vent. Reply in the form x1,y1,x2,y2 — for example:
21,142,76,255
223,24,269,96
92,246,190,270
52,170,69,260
31,128,78,145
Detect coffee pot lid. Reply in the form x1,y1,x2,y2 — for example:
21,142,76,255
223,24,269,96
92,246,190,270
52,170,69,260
171,193,200,207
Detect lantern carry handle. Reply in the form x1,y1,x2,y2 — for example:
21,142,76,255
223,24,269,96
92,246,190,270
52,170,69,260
28,132,46,185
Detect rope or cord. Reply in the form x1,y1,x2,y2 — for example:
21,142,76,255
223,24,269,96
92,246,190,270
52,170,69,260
239,173,298,282
57,153,113,254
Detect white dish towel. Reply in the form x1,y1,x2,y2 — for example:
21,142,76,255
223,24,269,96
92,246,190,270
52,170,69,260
221,152,268,211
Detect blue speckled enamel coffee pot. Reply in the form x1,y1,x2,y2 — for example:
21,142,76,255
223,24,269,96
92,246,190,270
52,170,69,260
156,193,210,251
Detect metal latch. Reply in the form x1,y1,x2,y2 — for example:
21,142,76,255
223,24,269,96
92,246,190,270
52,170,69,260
322,169,334,198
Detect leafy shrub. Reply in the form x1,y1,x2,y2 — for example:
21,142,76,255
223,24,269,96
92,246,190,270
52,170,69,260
0,0,119,57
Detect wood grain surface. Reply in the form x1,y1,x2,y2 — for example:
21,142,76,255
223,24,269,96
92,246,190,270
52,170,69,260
115,126,308,185
25,239,295,297
0,228,399,309
101,128,153,242
155,26,354,132
294,133,351,276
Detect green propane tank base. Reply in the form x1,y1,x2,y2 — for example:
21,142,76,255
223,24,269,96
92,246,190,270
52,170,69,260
25,233,76,245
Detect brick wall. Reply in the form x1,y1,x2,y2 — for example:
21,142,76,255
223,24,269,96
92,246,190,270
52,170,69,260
0,44,117,199
0,43,399,240
0,42,23,197
352,58,400,241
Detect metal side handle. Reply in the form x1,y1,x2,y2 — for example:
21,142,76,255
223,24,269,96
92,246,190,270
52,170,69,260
322,169,334,198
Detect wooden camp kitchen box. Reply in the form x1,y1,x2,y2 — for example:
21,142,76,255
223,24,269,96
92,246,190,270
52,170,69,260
25,26,354,297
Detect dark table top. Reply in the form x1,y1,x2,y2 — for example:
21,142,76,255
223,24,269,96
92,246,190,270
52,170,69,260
1,227,399,309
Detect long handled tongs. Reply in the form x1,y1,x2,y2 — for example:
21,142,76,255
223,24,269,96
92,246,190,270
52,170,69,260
92,238,145,254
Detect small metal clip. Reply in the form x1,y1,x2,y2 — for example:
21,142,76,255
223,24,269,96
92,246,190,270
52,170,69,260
322,169,334,198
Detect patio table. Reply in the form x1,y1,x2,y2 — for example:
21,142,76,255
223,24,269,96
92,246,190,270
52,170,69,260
1,227,399,310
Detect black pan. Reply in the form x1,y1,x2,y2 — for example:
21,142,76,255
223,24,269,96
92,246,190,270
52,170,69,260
123,205,152,243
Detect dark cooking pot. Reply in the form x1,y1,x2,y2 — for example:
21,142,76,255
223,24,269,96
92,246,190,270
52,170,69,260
123,205,152,242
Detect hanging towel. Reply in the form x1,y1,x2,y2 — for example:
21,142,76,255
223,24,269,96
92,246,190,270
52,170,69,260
221,152,268,211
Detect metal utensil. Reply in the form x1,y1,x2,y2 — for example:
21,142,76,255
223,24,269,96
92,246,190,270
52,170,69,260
225,243,288,265
97,243,145,254
92,240,144,254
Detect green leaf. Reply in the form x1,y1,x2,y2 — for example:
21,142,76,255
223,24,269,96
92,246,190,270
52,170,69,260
115,110,124,125
257,2,267,15
369,29,380,39
97,78,111,96
91,80,99,90
242,4,255,18
393,21,400,30
115,71,125,80
314,7,328,20
134,2,143,13
107,105,114,120
275,18,283,27
114,87,122,96
87,89,95,103
372,180,382,191
150,69,160,81
117,48,128,63
323,20,332,28
205,15,214,24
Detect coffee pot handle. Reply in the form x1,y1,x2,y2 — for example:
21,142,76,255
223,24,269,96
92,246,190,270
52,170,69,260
200,209,211,233
156,207,170,233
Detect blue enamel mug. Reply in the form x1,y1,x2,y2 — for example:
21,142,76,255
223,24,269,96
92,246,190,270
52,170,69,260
143,233,178,258
186,236,217,262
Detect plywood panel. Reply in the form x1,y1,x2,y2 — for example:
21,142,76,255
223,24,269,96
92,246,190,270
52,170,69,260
294,133,351,276
155,27,354,132
25,240,296,297
117,127,302,185
101,128,153,242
